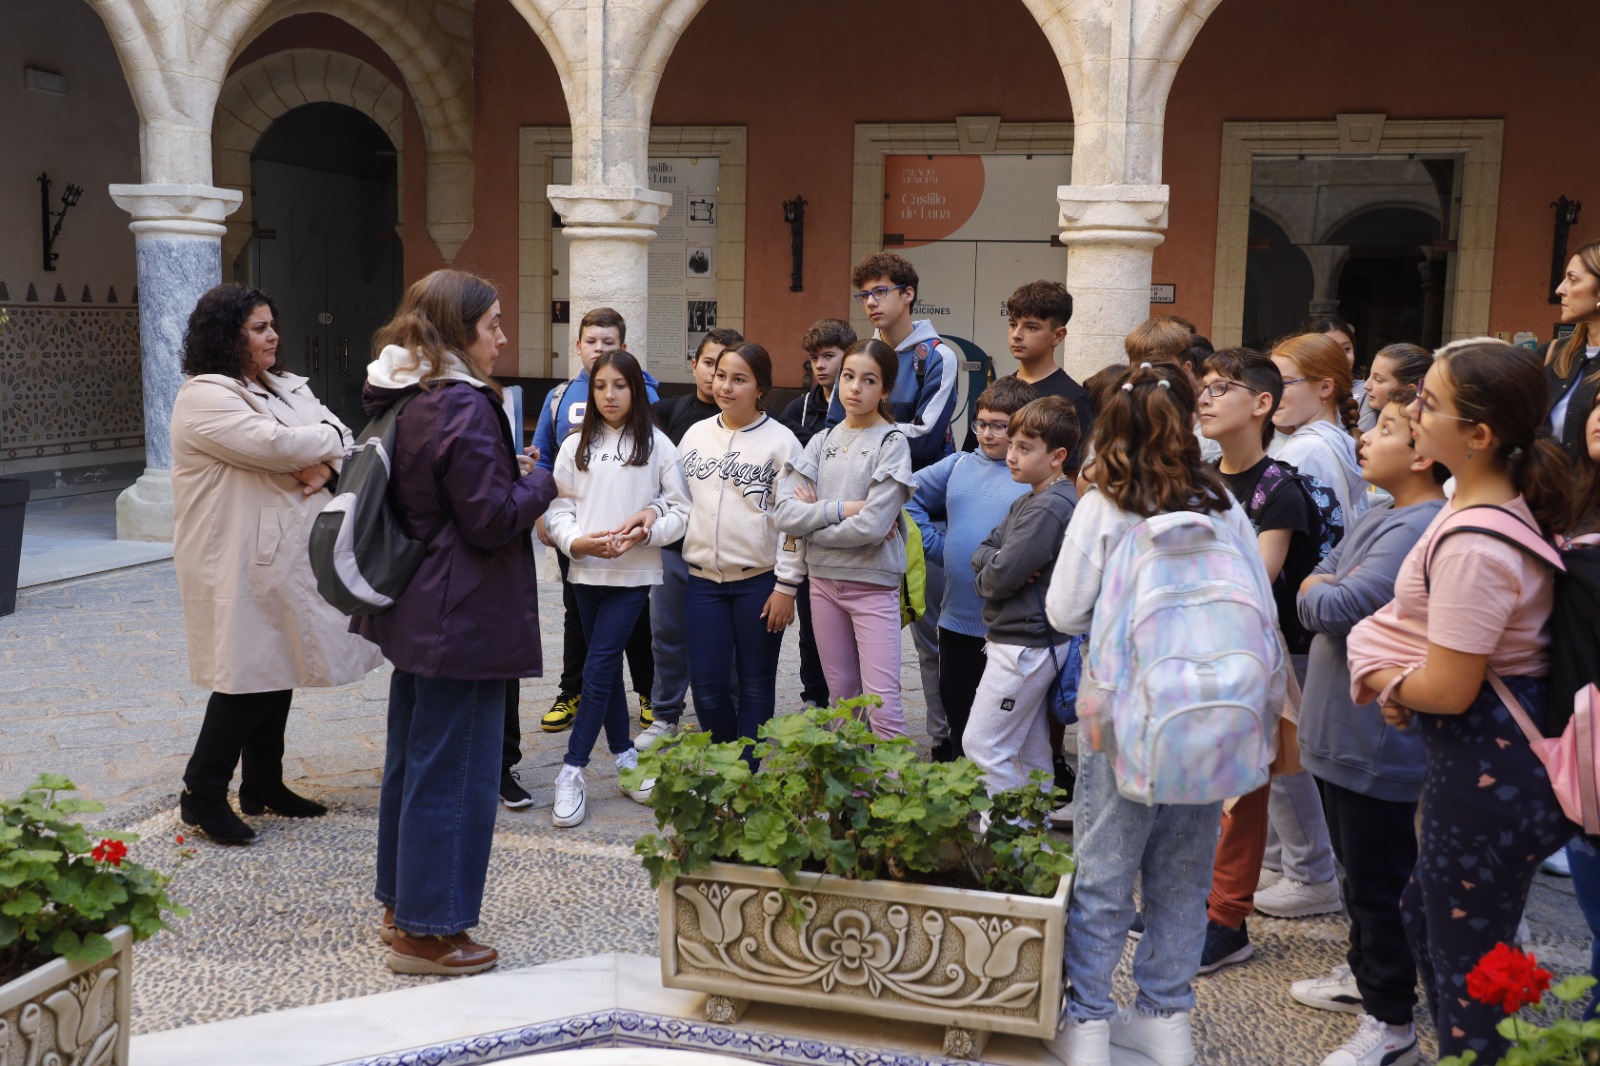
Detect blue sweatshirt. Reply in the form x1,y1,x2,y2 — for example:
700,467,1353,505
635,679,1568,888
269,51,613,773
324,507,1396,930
825,319,958,469
905,450,1029,638
532,367,661,473
1296,498,1445,802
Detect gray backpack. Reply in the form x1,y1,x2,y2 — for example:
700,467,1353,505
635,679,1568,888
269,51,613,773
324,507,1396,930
308,392,444,615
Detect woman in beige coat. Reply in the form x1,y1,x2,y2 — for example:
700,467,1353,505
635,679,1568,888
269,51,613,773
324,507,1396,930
170,284,382,844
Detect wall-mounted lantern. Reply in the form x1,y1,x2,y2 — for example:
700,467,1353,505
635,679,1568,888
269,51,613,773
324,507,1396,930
39,173,84,273
783,195,807,293
1551,195,1584,305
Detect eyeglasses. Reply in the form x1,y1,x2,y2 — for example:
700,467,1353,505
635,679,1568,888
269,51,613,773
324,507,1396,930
851,284,908,305
1414,385,1476,423
1201,380,1254,399
1280,376,1310,388
971,419,1010,436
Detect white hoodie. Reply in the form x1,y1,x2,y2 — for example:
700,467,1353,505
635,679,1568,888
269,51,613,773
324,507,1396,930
546,423,690,586
1276,419,1369,525
678,412,806,593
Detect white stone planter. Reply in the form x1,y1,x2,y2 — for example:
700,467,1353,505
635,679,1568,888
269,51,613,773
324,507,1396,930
659,862,1069,1058
0,924,132,1066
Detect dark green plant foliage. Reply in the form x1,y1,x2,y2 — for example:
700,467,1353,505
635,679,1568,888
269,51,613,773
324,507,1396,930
0,775,188,984
627,699,1074,899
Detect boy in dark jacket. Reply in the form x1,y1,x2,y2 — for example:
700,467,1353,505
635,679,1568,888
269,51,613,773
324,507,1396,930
965,397,1080,795
781,319,852,447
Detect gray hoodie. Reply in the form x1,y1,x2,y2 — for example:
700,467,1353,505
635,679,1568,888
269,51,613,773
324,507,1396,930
1296,498,1446,801
776,422,915,588
1276,420,1369,528
972,479,1078,647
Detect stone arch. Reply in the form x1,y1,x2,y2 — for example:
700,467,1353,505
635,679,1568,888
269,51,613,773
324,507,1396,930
214,49,404,269
233,0,473,259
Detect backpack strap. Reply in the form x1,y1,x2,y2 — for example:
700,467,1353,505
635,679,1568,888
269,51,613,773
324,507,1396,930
1422,504,1566,594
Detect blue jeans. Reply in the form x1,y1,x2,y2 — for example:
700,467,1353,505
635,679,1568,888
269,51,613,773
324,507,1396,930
649,549,690,723
1568,838,1600,1020
686,571,783,746
568,584,651,768
375,671,504,935
1064,744,1221,1020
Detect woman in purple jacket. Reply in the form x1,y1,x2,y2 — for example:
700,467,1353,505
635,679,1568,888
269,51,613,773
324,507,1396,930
354,270,556,976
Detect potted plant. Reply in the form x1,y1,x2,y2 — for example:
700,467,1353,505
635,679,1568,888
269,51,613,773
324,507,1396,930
629,700,1074,1059
0,774,189,1066
1439,942,1600,1066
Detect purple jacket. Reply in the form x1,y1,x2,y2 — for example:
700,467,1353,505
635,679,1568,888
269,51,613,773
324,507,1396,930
353,381,556,679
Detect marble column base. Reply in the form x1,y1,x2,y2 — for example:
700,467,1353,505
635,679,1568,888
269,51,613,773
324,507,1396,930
116,468,174,543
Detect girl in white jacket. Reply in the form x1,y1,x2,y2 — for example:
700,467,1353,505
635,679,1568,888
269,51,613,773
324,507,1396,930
545,349,690,828
678,342,805,752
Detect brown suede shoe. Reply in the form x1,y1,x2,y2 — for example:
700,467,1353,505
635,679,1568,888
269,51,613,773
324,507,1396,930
386,930,498,976
379,907,395,945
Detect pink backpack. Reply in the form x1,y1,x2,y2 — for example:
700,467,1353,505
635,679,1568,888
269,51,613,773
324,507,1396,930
1424,505,1600,833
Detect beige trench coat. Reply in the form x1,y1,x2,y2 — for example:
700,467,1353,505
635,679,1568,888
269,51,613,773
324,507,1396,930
170,372,384,693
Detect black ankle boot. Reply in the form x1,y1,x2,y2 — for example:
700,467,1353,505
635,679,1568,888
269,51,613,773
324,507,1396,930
179,790,257,844
238,782,328,818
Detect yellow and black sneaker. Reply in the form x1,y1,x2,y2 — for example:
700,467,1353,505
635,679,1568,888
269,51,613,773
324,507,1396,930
638,694,655,726
541,692,579,733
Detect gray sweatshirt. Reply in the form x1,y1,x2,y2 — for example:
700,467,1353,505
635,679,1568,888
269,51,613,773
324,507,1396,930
1296,497,1445,802
776,422,915,589
972,478,1079,647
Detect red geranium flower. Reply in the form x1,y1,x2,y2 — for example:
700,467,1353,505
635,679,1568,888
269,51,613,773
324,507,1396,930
90,839,128,867
1465,942,1553,1014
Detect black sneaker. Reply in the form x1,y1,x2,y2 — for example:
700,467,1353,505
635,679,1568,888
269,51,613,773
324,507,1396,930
1197,919,1253,975
930,739,956,763
500,770,533,809
1053,754,1076,801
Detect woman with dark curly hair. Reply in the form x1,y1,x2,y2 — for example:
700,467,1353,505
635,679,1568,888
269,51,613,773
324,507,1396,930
170,283,381,844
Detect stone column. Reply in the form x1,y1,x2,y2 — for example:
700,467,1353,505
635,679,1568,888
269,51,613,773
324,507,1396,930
1056,185,1170,381
547,185,671,369
1304,244,1351,320
107,184,243,542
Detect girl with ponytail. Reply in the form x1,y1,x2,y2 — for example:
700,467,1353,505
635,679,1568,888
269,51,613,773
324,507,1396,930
1348,339,1575,1061
1270,332,1369,528
1042,363,1261,1064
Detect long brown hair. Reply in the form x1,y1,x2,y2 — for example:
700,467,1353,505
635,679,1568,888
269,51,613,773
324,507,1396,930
1090,363,1230,518
575,349,655,471
1576,388,1600,536
1551,240,1600,379
372,269,502,397
841,338,898,421
1434,339,1574,535
1272,332,1358,434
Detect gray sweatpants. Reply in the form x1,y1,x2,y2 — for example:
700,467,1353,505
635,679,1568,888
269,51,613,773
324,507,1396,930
965,642,1055,795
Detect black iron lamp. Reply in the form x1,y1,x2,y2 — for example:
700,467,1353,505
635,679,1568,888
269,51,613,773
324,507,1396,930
783,195,807,292
39,172,84,273
1551,195,1584,304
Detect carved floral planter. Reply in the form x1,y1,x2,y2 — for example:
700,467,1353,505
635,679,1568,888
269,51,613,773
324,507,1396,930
0,924,131,1066
659,862,1069,1058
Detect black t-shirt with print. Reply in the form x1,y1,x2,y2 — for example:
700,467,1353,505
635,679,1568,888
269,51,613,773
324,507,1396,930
1219,455,1319,655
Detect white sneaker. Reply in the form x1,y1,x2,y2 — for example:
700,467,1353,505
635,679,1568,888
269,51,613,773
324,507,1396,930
1542,847,1573,877
1319,1013,1418,1066
1042,1015,1109,1066
1291,963,1363,1014
1254,876,1342,918
635,719,680,750
552,764,587,827
1257,867,1283,891
1516,916,1532,946
1048,801,1074,829
1110,1007,1194,1066
615,747,654,805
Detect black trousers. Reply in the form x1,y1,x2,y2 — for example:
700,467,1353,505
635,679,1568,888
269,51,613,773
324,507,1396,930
183,689,294,799
503,679,521,772
1317,775,1419,1025
936,629,988,757
555,550,654,698
795,577,829,706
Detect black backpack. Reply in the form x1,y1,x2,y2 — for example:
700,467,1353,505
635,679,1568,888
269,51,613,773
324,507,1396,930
308,392,445,616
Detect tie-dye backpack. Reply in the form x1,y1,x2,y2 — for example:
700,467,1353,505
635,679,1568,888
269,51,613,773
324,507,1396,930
1078,509,1286,805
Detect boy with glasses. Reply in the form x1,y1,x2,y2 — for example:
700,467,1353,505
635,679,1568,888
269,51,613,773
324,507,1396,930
906,378,1037,759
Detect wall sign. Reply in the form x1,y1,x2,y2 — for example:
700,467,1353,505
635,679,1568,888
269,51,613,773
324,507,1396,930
1151,284,1176,304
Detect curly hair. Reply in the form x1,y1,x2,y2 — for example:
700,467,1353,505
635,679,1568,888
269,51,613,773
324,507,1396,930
181,284,280,379
1090,363,1231,519
850,252,918,294
1006,280,1073,328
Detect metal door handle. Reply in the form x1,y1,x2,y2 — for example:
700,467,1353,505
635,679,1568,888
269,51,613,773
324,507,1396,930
311,337,321,377
337,336,349,376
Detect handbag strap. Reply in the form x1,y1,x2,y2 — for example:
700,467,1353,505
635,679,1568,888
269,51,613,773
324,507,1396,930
1486,670,1551,748
1031,583,1065,680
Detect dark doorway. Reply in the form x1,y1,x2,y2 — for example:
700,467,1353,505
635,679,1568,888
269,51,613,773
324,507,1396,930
246,102,401,429
1328,206,1447,355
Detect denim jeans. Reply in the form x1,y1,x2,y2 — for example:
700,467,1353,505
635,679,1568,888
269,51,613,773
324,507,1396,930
649,549,690,724
567,584,651,768
375,671,504,935
1568,838,1600,1020
686,571,784,746
1064,744,1221,1021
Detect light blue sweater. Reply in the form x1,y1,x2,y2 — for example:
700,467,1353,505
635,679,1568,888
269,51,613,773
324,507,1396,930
905,450,1029,638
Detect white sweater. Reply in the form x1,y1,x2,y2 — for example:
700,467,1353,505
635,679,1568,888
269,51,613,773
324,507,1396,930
546,424,690,586
678,413,806,593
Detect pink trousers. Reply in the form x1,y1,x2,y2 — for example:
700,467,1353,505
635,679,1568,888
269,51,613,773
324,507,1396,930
807,577,905,739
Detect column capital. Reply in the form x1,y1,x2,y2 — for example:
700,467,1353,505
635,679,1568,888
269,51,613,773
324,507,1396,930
548,184,672,236
108,183,243,240
1057,184,1170,247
